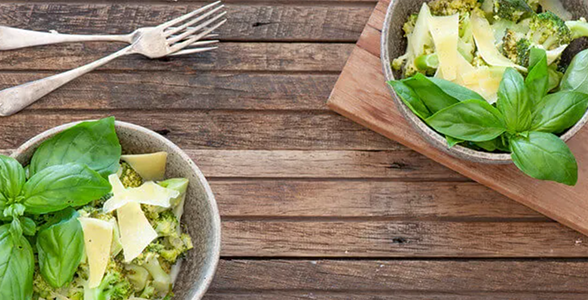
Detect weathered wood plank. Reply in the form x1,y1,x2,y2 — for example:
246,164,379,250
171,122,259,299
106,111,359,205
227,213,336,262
0,43,353,72
211,180,541,218
221,221,587,257
204,292,588,300
0,3,372,41
0,112,404,150
191,150,462,179
0,72,336,111
210,259,588,291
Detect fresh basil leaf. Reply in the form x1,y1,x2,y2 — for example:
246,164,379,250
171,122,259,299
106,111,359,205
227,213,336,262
446,136,464,148
510,131,578,185
561,49,588,94
427,77,486,102
426,100,506,142
22,163,111,214
388,80,431,119
497,68,532,133
29,117,121,177
525,48,549,104
403,73,460,113
37,208,84,288
531,91,588,133
19,217,35,236
474,136,510,152
0,224,34,300
547,66,564,92
0,155,25,203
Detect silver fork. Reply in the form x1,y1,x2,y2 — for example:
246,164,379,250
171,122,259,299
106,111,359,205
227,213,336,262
0,2,226,116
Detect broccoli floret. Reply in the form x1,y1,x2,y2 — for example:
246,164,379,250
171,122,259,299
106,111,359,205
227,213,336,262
403,13,418,36
33,271,53,299
501,12,573,67
566,18,588,39
429,0,481,16
161,233,193,264
119,162,143,188
125,264,150,291
150,210,179,237
529,11,572,49
502,29,532,65
493,0,534,22
83,269,134,300
143,255,172,295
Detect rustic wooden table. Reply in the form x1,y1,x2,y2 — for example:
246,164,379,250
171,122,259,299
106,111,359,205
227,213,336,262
3,1,588,299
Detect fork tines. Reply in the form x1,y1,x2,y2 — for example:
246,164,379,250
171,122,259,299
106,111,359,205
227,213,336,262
161,1,226,56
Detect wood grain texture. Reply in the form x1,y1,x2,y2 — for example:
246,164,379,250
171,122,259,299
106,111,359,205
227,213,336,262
0,43,353,72
204,292,588,300
0,112,401,150
211,180,542,218
0,72,337,111
0,3,372,41
221,221,588,257
191,150,462,179
327,0,588,237
210,259,588,292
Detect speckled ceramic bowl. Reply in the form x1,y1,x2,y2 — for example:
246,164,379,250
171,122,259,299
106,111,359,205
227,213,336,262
381,0,588,164
11,120,221,300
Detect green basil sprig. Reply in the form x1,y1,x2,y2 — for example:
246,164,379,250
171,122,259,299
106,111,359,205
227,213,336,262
388,48,588,185
36,208,84,288
0,117,121,299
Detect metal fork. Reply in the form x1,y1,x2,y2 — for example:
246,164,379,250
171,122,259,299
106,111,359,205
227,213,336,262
0,2,226,116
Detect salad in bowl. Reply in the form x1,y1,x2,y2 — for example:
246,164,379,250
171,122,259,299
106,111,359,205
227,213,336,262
0,117,217,300
386,0,588,185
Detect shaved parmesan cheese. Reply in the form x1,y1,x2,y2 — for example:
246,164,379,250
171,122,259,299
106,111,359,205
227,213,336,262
121,152,168,181
410,3,433,56
117,202,159,263
546,45,568,65
78,218,113,288
103,174,179,213
471,13,526,71
428,14,459,81
538,0,572,20
109,218,123,256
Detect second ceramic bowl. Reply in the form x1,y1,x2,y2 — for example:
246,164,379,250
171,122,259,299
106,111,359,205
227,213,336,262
11,120,221,300
381,0,588,164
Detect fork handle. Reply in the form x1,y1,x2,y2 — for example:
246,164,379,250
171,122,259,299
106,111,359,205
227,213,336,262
0,46,134,116
0,26,132,50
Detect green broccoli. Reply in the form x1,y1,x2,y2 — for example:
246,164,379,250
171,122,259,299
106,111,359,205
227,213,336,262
83,269,134,300
429,0,482,16
161,233,194,264
528,11,572,50
502,29,532,65
402,13,418,36
119,161,143,188
151,210,179,237
502,12,574,67
492,0,535,22
566,18,588,39
143,255,172,295
125,264,150,291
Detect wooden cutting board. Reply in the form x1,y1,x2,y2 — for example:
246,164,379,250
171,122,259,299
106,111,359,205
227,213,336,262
328,0,588,236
